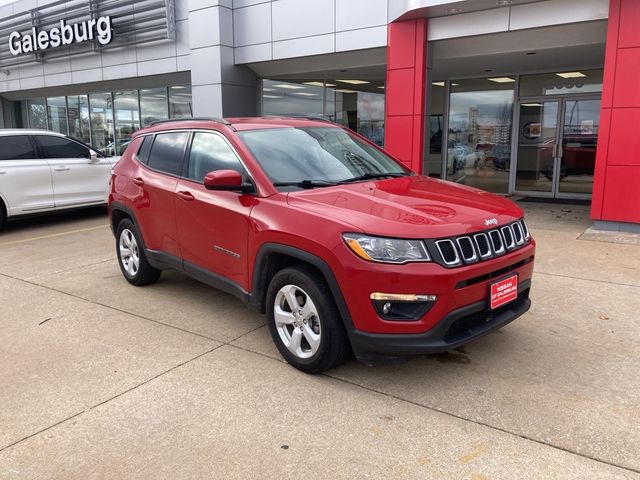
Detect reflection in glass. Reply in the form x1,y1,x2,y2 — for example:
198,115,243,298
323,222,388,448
425,82,447,178
140,88,169,126
261,78,386,147
169,85,193,118
559,99,600,195
47,97,68,135
114,90,140,155
519,70,603,97
447,78,514,193
28,98,48,129
68,95,91,145
89,93,115,155
515,101,559,192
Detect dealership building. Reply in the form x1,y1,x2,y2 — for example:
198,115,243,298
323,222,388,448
0,0,637,231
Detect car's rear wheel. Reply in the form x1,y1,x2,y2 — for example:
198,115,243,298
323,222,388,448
0,202,5,231
116,218,161,286
266,265,350,373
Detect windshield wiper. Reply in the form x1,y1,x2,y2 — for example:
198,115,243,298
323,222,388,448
273,180,338,189
338,172,411,184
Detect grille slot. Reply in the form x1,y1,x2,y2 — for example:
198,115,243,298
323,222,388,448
520,219,530,239
435,239,460,266
489,230,505,255
456,236,478,263
501,225,516,250
512,222,524,245
474,233,492,259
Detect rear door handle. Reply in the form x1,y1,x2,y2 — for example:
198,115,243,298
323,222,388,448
132,177,144,186
54,166,70,172
176,191,195,202
0,171,6,175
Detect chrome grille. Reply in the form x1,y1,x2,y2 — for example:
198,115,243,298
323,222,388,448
473,233,492,259
456,237,478,263
435,239,461,266
520,218,530,239
512,222,524,245
429,218,531,268
489,230,505,255
501,225,516,250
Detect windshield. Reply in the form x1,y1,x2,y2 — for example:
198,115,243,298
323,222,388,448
237,127,410,188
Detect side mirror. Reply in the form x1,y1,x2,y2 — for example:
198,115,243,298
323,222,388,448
204,170,254,193
89,149,99,163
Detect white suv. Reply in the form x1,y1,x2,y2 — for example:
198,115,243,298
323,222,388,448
0,130,118,229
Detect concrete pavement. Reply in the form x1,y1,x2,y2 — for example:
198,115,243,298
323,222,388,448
0,203,638,479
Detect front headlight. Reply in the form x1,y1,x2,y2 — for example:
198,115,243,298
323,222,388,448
343,233,431,264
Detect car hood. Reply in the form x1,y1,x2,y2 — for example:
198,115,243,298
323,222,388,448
286,176,524,238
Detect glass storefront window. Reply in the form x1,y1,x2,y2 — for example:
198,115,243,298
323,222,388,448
425,81,447,178
140,87,169,126
169,85,193,118
47,97,68,135
114,90,140,155
89,93,115,155
67,95,91,145
261,78,385,146
519,69,603,97
447,77,514,194
262,79,324,117
28,98,47,129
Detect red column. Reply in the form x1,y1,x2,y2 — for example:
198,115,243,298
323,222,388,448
384,19,427,174
591,0,640,225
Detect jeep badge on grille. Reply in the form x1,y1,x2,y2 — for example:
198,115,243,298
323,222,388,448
484,218,498,226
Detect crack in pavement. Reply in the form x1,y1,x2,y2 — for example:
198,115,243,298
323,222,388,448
535,270,640,289
228,343,640,477
0,323,267,455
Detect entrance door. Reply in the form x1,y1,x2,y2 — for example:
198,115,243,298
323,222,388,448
514,97,600,198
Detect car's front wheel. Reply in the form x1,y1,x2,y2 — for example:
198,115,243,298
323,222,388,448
266,265,350,373
116,218,161,286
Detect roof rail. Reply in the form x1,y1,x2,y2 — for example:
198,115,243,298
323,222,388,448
147,117,235,129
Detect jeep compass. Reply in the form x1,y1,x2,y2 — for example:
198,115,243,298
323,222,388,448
108,117,535,373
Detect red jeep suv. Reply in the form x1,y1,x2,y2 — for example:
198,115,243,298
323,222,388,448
108,117,535,373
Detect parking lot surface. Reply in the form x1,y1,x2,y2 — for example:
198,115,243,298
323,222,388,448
0,203,639,479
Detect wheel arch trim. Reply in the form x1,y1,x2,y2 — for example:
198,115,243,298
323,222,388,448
251,243,355,331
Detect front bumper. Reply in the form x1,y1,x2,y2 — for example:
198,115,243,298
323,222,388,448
349,279,531,362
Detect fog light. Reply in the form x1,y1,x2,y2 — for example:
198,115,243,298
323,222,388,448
370,292,437,321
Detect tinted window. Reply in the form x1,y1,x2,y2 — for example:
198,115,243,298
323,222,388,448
0,136,37,160
187,132,243,182
147,132,189,176
136,136,154,164
35,135,90,159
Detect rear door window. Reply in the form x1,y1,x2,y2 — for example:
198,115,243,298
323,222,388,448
147,132,189,176
34,135,91,159
0,136,38,160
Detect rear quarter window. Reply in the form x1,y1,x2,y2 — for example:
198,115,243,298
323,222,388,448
0,136,37,160
147,132,189,176
136,135,154,165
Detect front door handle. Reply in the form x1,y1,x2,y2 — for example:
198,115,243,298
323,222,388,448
54,166,70,172
132,177,144,186
176,191,195,202
0,171,6,175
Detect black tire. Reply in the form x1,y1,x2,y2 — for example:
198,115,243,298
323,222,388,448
0,201,5,232
115,218,161,286
266,265,350,373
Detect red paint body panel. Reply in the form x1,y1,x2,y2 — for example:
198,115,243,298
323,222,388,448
110,117,534,341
